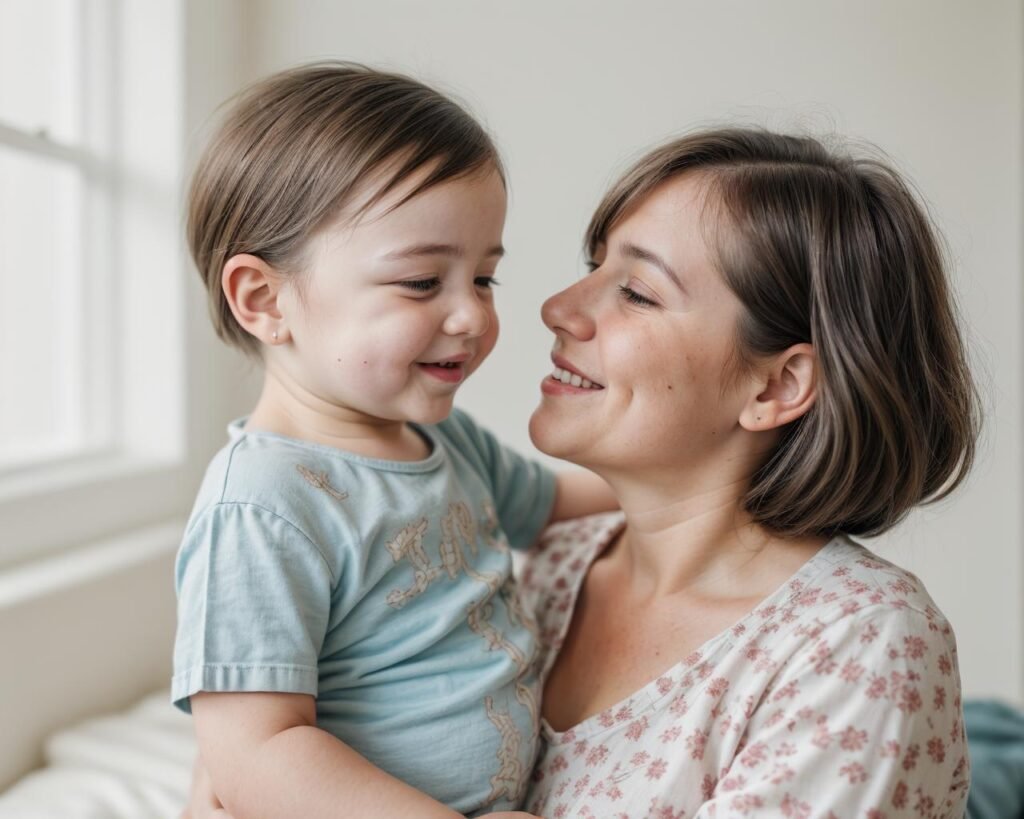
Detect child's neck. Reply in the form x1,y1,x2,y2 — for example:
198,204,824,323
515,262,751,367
243,377,431,462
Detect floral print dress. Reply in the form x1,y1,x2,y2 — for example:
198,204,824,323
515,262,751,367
518,513,969,819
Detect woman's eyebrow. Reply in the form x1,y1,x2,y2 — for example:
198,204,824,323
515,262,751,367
621,241,685,293
380,243,505,261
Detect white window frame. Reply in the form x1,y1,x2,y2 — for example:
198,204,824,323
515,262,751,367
0,1,195,569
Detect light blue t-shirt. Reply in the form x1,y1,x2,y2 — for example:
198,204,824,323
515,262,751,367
172,409,557,815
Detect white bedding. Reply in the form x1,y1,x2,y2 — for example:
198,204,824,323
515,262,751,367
0,691,194,818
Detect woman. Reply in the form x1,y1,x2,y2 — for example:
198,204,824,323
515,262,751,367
518,128,976,817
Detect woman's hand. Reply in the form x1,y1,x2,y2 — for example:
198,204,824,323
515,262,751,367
180,754,233,819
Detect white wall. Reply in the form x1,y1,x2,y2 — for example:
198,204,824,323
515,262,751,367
240,0,1024,703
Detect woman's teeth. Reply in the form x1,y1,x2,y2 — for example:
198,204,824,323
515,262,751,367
551,366,601,389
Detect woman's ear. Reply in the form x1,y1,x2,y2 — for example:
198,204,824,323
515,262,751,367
221,254,290,346
739,343,817,432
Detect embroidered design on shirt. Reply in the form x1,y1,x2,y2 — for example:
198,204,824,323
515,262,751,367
485,695,527,804
385,518,439,609
295,464,348,502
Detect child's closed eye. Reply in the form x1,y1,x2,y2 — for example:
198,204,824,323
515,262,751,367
396,277,441,293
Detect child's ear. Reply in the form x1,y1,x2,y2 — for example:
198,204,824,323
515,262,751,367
221,254,290,346
739,343,817,432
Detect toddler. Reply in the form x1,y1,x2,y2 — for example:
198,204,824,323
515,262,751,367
173,62,613,818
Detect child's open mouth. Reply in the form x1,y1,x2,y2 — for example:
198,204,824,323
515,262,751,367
418,360,465,383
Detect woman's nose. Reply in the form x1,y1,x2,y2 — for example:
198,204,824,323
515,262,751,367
541,278,595,340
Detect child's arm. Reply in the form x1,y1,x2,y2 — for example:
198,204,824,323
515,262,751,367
548,469,618,523
191,691,461,819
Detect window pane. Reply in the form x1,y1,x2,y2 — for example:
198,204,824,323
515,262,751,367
0,0,80,143
0,145,87,467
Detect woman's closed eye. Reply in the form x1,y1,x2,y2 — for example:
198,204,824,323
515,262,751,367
618,284,657,307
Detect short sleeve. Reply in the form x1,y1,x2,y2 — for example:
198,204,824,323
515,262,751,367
696,607,970,818
440,409,556,550
171,502,334,713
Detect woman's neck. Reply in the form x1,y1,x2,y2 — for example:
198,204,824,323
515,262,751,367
244,370,430,461
600,467,826,602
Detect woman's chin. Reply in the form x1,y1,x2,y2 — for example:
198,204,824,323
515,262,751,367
529,406,581,462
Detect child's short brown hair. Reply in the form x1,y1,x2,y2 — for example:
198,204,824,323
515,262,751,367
187,61,504,356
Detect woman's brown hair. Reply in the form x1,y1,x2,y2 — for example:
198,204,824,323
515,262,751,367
587,128,980,537
187,61,504,356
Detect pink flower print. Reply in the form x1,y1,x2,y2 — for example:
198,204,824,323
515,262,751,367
701,774,717,800
668,694,688,716
841,599,862,616
625,716,649,741
775,741,798,758
606,784,624,801
614,705,634,723
898,684,923,714
548,551,565,564
656,675,674,696
771,680,800,702
840,659,865,684
732,622,747,638
902,743,920,771
933,685,947,711
597,709,615,728
866,674,888,700
684,650,703,667
729,793,764,814
646,758,668,780
719,774,747,792
707,676,730,698
551,754,569,772
938,653,952,675
585,744,609,767
769,764,796,785
553,803,568,818
759,603,779,618
686,728,709,760
903,635,928,659
573,739,589,757
913,787,935,816
811,716,832,750
739,742,768,768
839,762,868,784
660,724,682,743
927,736,946,763
781,793,811,818
880,740,901,758
572,774,591,798
838,725,868,751
554,576,568,590
630,750,650,767
860,621,881,644
588,778,605,798
833,566,851,577
569,558,585,572
892,780,909,809
697,663,714,680
811,641,838,675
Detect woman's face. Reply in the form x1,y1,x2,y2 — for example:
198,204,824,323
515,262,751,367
529,173,755,475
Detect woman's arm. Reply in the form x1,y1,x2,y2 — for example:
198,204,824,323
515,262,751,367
548,470,618,523
191,692,461,819
694,606,969,817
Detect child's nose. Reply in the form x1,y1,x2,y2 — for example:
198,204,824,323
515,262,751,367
443,292,491,337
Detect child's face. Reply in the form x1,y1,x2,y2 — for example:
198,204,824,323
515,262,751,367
275,165,507,426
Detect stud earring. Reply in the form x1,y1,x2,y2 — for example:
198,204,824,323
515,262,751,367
272,330,279,342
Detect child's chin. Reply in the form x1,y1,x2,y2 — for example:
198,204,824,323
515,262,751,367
412,400,455,426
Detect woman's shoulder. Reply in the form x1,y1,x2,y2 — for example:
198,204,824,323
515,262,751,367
794,535,954,631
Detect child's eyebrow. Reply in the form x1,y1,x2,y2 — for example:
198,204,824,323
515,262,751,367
380,243,505,261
